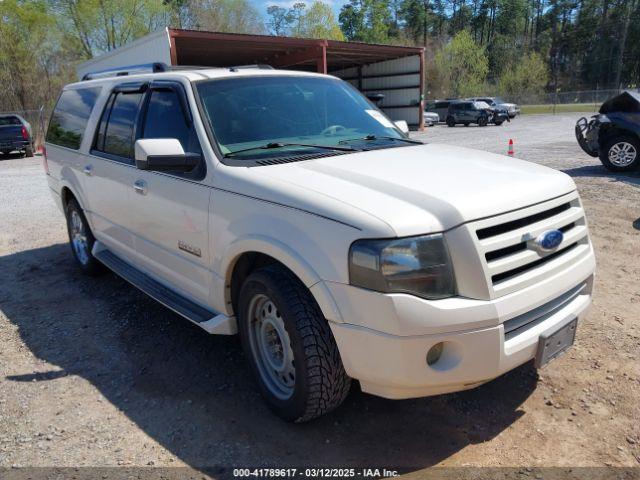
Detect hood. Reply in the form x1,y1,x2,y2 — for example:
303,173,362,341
254,144,576,236
599,91,640,114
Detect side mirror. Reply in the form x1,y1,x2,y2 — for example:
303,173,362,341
394,120,410,134
134,138,199,172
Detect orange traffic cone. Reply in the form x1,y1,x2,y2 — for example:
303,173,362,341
507,139,514,156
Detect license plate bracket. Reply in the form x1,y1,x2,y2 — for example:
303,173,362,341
535,316,578,368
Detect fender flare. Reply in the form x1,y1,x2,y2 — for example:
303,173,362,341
220,235,343,323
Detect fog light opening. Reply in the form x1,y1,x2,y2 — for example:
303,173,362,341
426,342,444,366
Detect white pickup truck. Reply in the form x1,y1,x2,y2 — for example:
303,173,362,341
45,65,595,422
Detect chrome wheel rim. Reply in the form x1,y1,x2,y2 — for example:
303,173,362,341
608,142,637,167
247,294,295,400
70,210,89,265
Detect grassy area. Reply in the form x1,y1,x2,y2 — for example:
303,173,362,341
521,103,598,114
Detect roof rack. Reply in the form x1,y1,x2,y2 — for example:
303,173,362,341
81,62,169,81
81,63,275,81
228,64,274,71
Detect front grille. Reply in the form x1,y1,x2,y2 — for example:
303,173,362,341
503,282,586,340
477,202,571,240
473,193,590,297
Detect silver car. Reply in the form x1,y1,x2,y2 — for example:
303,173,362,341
423,111,440,126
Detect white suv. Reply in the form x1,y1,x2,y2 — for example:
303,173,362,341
45,66,595,422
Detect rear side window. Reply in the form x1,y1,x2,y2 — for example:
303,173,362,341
435,101,448,108
94,91,144,159
46,88,101,149
0,116,21,126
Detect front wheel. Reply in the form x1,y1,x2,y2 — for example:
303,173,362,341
65,198,104,276
238,265,351,422
478,116,488,127
446,117,456,127
599,135,640,172
494,120,504,126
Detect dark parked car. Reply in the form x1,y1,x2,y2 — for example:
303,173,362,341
446,101,507,127
0,114,34,157
575,90,640,171
425,100,454,122
468,97,520,118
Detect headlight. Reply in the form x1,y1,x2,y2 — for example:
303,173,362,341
349,233,456,299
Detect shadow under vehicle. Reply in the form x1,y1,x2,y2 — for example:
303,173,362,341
575,90,640,172
0,243,539,472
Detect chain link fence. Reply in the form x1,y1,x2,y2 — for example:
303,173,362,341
509,88,640,114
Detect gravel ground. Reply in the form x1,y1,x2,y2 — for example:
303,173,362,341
0,114,639,476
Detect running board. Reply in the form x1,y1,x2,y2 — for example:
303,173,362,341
93,244,236,335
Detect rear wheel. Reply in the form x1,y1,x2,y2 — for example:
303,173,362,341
599,135,640,172
65,198,104,276
238,265,351,422
446,117,456,127
25,145,34,157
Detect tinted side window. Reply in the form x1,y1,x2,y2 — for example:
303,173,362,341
96,92,143,159
0,116,21,126
46,88,101,149
435,101,448,108
142,89,201,154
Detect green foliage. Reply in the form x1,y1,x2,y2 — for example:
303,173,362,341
296,2,344,40
267,1,343,40
498,52,549,100
50,0,172,57
339,0,392,42
0,0,73,111
434,30,489,97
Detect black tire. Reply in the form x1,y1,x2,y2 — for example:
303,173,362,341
494,120,504,126
478,116,488,127
599,135,640,172
446,117,456,127
65,198,105,276
463,122,470,127
238,265,351,422
25,145,34,157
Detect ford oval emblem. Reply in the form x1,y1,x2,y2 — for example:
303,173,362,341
535,229,564,252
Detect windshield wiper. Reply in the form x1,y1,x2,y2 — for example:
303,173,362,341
224,142,358,158
338,134,423,145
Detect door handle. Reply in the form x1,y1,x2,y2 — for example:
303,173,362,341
133,179,147,195
83,165,93,176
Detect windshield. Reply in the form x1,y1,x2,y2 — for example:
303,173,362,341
196,76,406,160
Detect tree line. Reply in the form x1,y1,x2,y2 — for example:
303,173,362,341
1,0,639,114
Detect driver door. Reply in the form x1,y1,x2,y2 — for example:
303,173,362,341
127,81,212,306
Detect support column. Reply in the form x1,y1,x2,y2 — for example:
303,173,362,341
316,44,327,74
418,49,425,131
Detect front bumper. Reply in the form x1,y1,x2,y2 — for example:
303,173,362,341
325,248,595,399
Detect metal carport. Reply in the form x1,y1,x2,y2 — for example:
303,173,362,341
77,28,425,129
